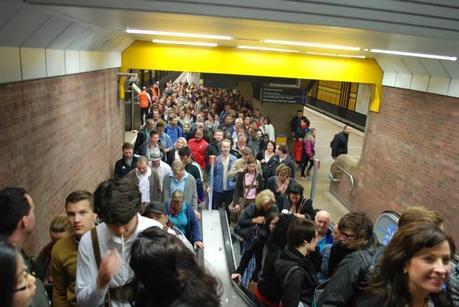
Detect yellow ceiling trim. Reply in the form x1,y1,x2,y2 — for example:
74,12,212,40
121,41,383,111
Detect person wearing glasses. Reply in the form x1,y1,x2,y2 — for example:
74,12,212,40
0,187,50,306
0,240,37,307
327,212,377,278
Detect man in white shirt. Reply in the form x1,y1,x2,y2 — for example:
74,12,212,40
76,177,164,307
149,149,171,191
127,156,162,205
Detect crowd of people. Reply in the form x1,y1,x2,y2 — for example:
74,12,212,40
0,80,457,307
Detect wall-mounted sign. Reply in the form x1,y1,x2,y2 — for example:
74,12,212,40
260,87,306,104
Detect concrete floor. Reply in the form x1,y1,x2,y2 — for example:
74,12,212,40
299,107,365,224
124,107,364,224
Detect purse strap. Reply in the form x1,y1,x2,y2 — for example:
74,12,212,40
91,228,111,307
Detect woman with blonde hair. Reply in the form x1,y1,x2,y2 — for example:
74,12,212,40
167,136,188,165
235,189,279,242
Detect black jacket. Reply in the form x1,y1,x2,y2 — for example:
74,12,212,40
280,154,296,178
330,131,349,158
258,154,280,182
328,235,378,278
354,290,454,307
317,245,385,307
277,196,315,220
114,156,138,177
275,247,318,307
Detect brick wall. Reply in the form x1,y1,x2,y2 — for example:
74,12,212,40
0,68,124,256
332,86,459,242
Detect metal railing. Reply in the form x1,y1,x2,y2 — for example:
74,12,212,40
329,164,355,193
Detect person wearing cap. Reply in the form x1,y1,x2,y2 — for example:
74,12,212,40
164,191,204,249
149,149,171,191
143,201,193,251
127,156,162,207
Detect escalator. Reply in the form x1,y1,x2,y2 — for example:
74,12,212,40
201,210,257,306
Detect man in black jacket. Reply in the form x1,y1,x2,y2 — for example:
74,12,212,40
275,218,320,307
114,142,137,177
330,125,351,159
204,129,223,171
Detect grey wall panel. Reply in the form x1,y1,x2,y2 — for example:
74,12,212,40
47,22,88,49
0,0,23,28
67,27,106,50
23,16,72,48
0,6,50,46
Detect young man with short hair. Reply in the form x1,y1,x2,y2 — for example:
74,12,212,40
114,143,137,178
76,177,165,307
51,190,97,307
275,218,319,307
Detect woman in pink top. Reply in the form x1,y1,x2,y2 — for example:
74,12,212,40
233,156,264,214
301,128,316,179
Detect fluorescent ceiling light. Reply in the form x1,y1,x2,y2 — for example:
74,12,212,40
370,49,457,61
127,28,231,40
152,39,217,47
306,51,365,59
238,45,299,53
264,39,360,51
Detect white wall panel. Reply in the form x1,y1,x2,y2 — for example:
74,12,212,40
428,77,450,95
382,72,397,86
410,75,429,92
0,47,21,83
79,50,101,72
101,51,121,69
21,47,46,80
355,83,371,115
395,73,412,89
46,49,65,77
65,50,80,74
448,79,459,98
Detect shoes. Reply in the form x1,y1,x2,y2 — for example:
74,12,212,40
300,176,306,179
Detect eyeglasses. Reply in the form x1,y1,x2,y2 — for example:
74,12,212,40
340,231,355,241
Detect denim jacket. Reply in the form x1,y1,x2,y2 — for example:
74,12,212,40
211,154,237,193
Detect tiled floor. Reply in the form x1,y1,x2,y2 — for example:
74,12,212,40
299,107,365,224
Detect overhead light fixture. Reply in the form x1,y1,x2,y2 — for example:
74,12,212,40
306,51,365,59
370,49,457,61
127,28,232,40
152,39,217,47
237,45,299,53
264,39,360,51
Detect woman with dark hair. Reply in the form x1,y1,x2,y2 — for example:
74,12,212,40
231,212,281,284
355,223,455,307
257,140,280,181
0,240,37,307
278,183,316,220
256,214,297,306
130,227,221,307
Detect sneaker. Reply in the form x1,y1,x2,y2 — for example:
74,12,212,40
300,176,306,180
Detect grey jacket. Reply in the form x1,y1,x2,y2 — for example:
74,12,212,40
162,172,198,210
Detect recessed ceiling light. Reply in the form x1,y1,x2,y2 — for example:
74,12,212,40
152,39,217,47
370,49,457,61
264,39,360,51
306,51,365,59
127,28,232,40
237,45,299,53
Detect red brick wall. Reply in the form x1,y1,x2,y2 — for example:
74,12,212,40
0,68,124,256
332,86,459,242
